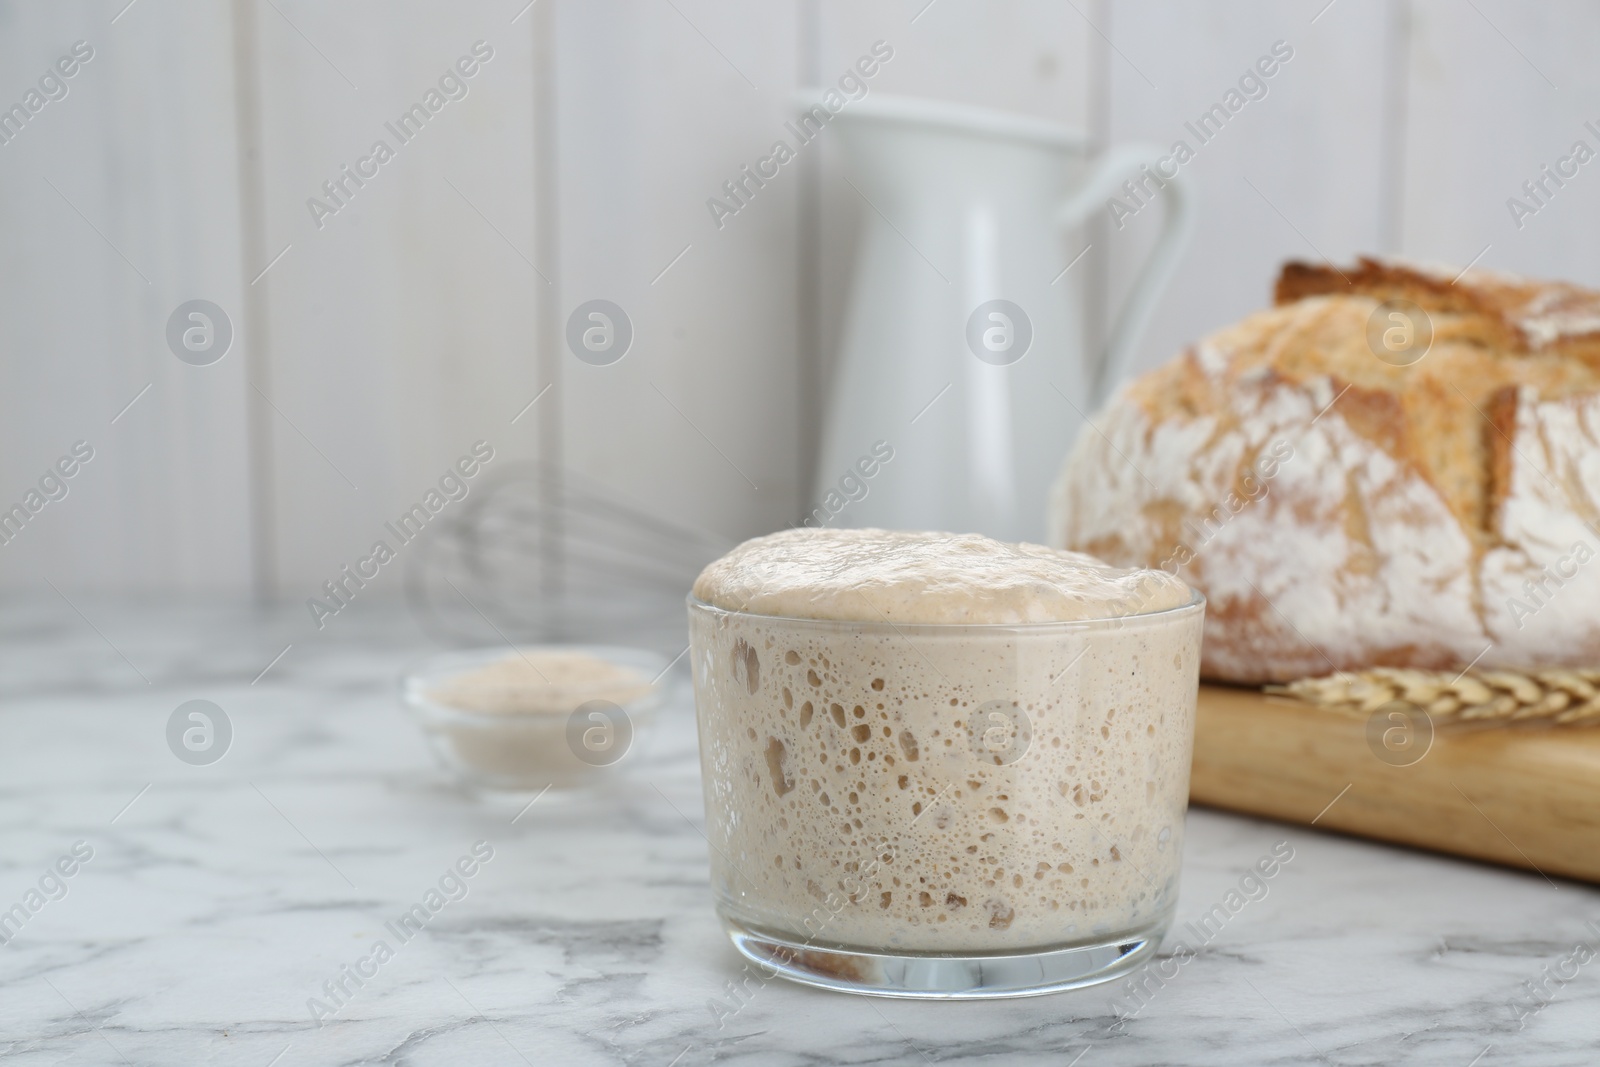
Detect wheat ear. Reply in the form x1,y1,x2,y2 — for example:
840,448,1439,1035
1267,667,1600,725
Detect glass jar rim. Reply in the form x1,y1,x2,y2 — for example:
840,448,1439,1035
686,585,1204,634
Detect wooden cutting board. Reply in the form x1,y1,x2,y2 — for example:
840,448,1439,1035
1190,684,1600,884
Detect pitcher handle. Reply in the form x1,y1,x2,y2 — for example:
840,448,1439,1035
1056,143,1192,405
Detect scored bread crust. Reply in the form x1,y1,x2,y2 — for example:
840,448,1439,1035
1050,257,1600,684
1277,257,1600,360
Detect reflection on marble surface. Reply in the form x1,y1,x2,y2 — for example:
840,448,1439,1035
0,595,1595,1065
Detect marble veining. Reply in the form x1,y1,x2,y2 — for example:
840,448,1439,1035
0,595,1596,1065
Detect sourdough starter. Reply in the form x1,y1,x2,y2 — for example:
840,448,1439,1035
689,529,1202,953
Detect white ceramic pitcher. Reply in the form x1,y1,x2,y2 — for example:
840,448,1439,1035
811,95,1190,543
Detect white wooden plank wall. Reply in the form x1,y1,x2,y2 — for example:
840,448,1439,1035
1101,0,1396,380
0,0,255,593
2,0,1598,594
1403,0,1600,283
246,0,542,597
554,0,801,544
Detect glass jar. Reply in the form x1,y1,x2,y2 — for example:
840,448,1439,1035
688,590,1204,998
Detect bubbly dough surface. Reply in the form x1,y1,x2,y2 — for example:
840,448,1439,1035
692,528,1191,624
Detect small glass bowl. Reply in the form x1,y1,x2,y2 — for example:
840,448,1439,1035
401,645,667,791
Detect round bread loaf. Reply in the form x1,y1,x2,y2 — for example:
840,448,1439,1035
1050,257,1600,684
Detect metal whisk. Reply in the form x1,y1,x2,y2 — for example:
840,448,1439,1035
406,462,732,656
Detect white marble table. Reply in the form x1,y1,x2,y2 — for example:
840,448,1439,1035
3,595,1596,1066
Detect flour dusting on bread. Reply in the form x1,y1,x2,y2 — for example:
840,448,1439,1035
1052,257,1600,683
